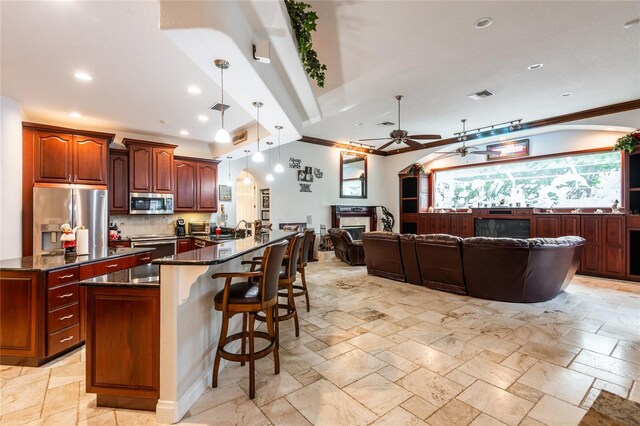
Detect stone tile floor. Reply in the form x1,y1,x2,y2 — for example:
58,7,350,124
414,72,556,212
1,259,639,425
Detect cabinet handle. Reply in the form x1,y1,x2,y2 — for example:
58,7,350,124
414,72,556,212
59,336,74,343
139,256,151,261
105,264,119,268
74,174,77,182
59,314,74,321
58,274,75,279
68,174,72,182
57,293,74,299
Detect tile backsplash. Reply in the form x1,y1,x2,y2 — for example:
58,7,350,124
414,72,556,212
111,213,214,237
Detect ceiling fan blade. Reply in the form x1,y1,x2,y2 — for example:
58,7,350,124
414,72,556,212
404,139,423,149
377,140,397,150
433,151,455,154
408,134,442,140
469,150,493,155
359,137,391,141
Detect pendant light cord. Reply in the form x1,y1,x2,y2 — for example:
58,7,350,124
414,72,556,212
220,66,225,128
256,104,260,152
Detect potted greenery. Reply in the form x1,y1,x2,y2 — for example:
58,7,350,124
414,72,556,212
613,130,640,153
406,163,425,176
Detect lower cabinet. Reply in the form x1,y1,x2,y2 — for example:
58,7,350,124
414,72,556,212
177,238,193,253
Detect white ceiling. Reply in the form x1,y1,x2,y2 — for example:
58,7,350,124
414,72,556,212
1,1,639,153
304,0,640,148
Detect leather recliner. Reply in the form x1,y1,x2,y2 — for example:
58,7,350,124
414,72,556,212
399,234,422,285
362,232,405,281
462,236,585,303
415,234,466,294
328,228,366,266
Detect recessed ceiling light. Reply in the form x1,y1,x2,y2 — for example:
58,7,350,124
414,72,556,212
355,123,363,127
179,130,189,136
187,86,201,94
73,71,92,81
527,63,544,70
198,115,209,122
69,111,82,118
475,17,493,28
624,18,639,28
561,92,572,97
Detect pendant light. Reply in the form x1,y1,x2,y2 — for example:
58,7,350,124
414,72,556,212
243,149,251,184
265,141,274,182
274,125,284,173
251,101,265,162
214,59,231,143
226,156,232,186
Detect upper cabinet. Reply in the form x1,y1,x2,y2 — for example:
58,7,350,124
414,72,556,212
124,139,176,194
174,156,219,212
109,149,129,214
31,127,109,185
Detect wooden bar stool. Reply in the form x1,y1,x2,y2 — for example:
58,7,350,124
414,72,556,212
211,240,288,400
252,233,304,337
292,229,314,312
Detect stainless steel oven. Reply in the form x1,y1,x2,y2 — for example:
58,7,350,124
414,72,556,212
129,193,174,215
129,235,177,259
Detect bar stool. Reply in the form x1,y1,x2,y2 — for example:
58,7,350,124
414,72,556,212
252,233,304,337
293,229,314,312
211,240,288,400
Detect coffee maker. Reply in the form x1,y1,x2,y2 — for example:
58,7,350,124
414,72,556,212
175,217,186,236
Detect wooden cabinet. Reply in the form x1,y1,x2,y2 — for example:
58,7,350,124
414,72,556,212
174,157,219,212
33,131,108,185
561,215,580,236
0,271,39,360
124,139,176,194
581,216,601,274
399,173,429,234
459,215,473,237
534,215,561,238
177,238,193,253
108,240,131,249
109,150,129,213
602,216,624,276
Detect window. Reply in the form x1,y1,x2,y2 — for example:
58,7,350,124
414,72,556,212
433,151,621,208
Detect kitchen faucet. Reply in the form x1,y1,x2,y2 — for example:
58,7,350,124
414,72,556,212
235,220,249,238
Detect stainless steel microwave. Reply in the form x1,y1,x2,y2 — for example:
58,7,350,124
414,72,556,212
129,193,174,215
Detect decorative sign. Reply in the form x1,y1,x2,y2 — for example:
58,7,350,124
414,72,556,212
218,185,232,201
299,183,312,192
486,139,530,161
232,130,248,145
314,168,323,179
298,166,314,182
289,157,301,169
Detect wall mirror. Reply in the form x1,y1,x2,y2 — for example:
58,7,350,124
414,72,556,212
340,151,367,198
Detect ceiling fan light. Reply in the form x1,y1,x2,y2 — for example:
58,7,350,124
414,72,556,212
215,128,231,143
252,151,264,162
274,163,284,173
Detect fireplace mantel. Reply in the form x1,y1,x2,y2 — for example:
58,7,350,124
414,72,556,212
330,205,377,231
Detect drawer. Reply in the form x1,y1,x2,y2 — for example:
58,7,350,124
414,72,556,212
47,303,79,334
80,256,134,279
47,324,80,356
628,215,640,228
48,282,79,311
47,267,80,288
109,240,131,248
136,252,153,265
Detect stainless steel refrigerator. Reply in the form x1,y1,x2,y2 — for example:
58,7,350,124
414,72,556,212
33,187,108,256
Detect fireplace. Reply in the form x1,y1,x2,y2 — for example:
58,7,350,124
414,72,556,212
343,225,366,241
330,205,377,232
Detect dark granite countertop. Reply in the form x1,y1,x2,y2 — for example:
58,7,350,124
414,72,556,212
191,234,239,243
78,264,160,288
153,230,296,266
0,247,155,272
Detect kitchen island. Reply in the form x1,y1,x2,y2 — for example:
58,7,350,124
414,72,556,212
0,247,155,366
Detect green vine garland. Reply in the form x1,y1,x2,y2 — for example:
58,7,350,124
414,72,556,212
285,0,327,88
613,130,640,153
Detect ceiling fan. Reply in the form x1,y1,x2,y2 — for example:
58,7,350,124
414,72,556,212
431,119,493,160
357,95,441,150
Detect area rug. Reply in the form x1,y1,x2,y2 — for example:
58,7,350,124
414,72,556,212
579,390,640,426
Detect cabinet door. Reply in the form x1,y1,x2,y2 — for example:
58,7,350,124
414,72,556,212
449,215,460,236
0,271,38,357
129,145,153,192
581,216,601,274
34,132,73,183
418,214,428,234
438,215,450,234
152,147,174,193
109,151,129,213
459,215,474,237
535,216,561,238
177,238,193,253
427,215,438,234
174,160,197,211
197,162,218,211
561,215,580,236
73,136,108,185
602,216,625,276
418,174,429,213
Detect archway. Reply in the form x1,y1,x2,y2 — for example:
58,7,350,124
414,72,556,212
236,171,258,226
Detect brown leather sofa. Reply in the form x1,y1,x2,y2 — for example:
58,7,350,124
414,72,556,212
362,232,405,281
328,228,365,266
362,231,585,303
415,234,466,295
462,236,584,303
